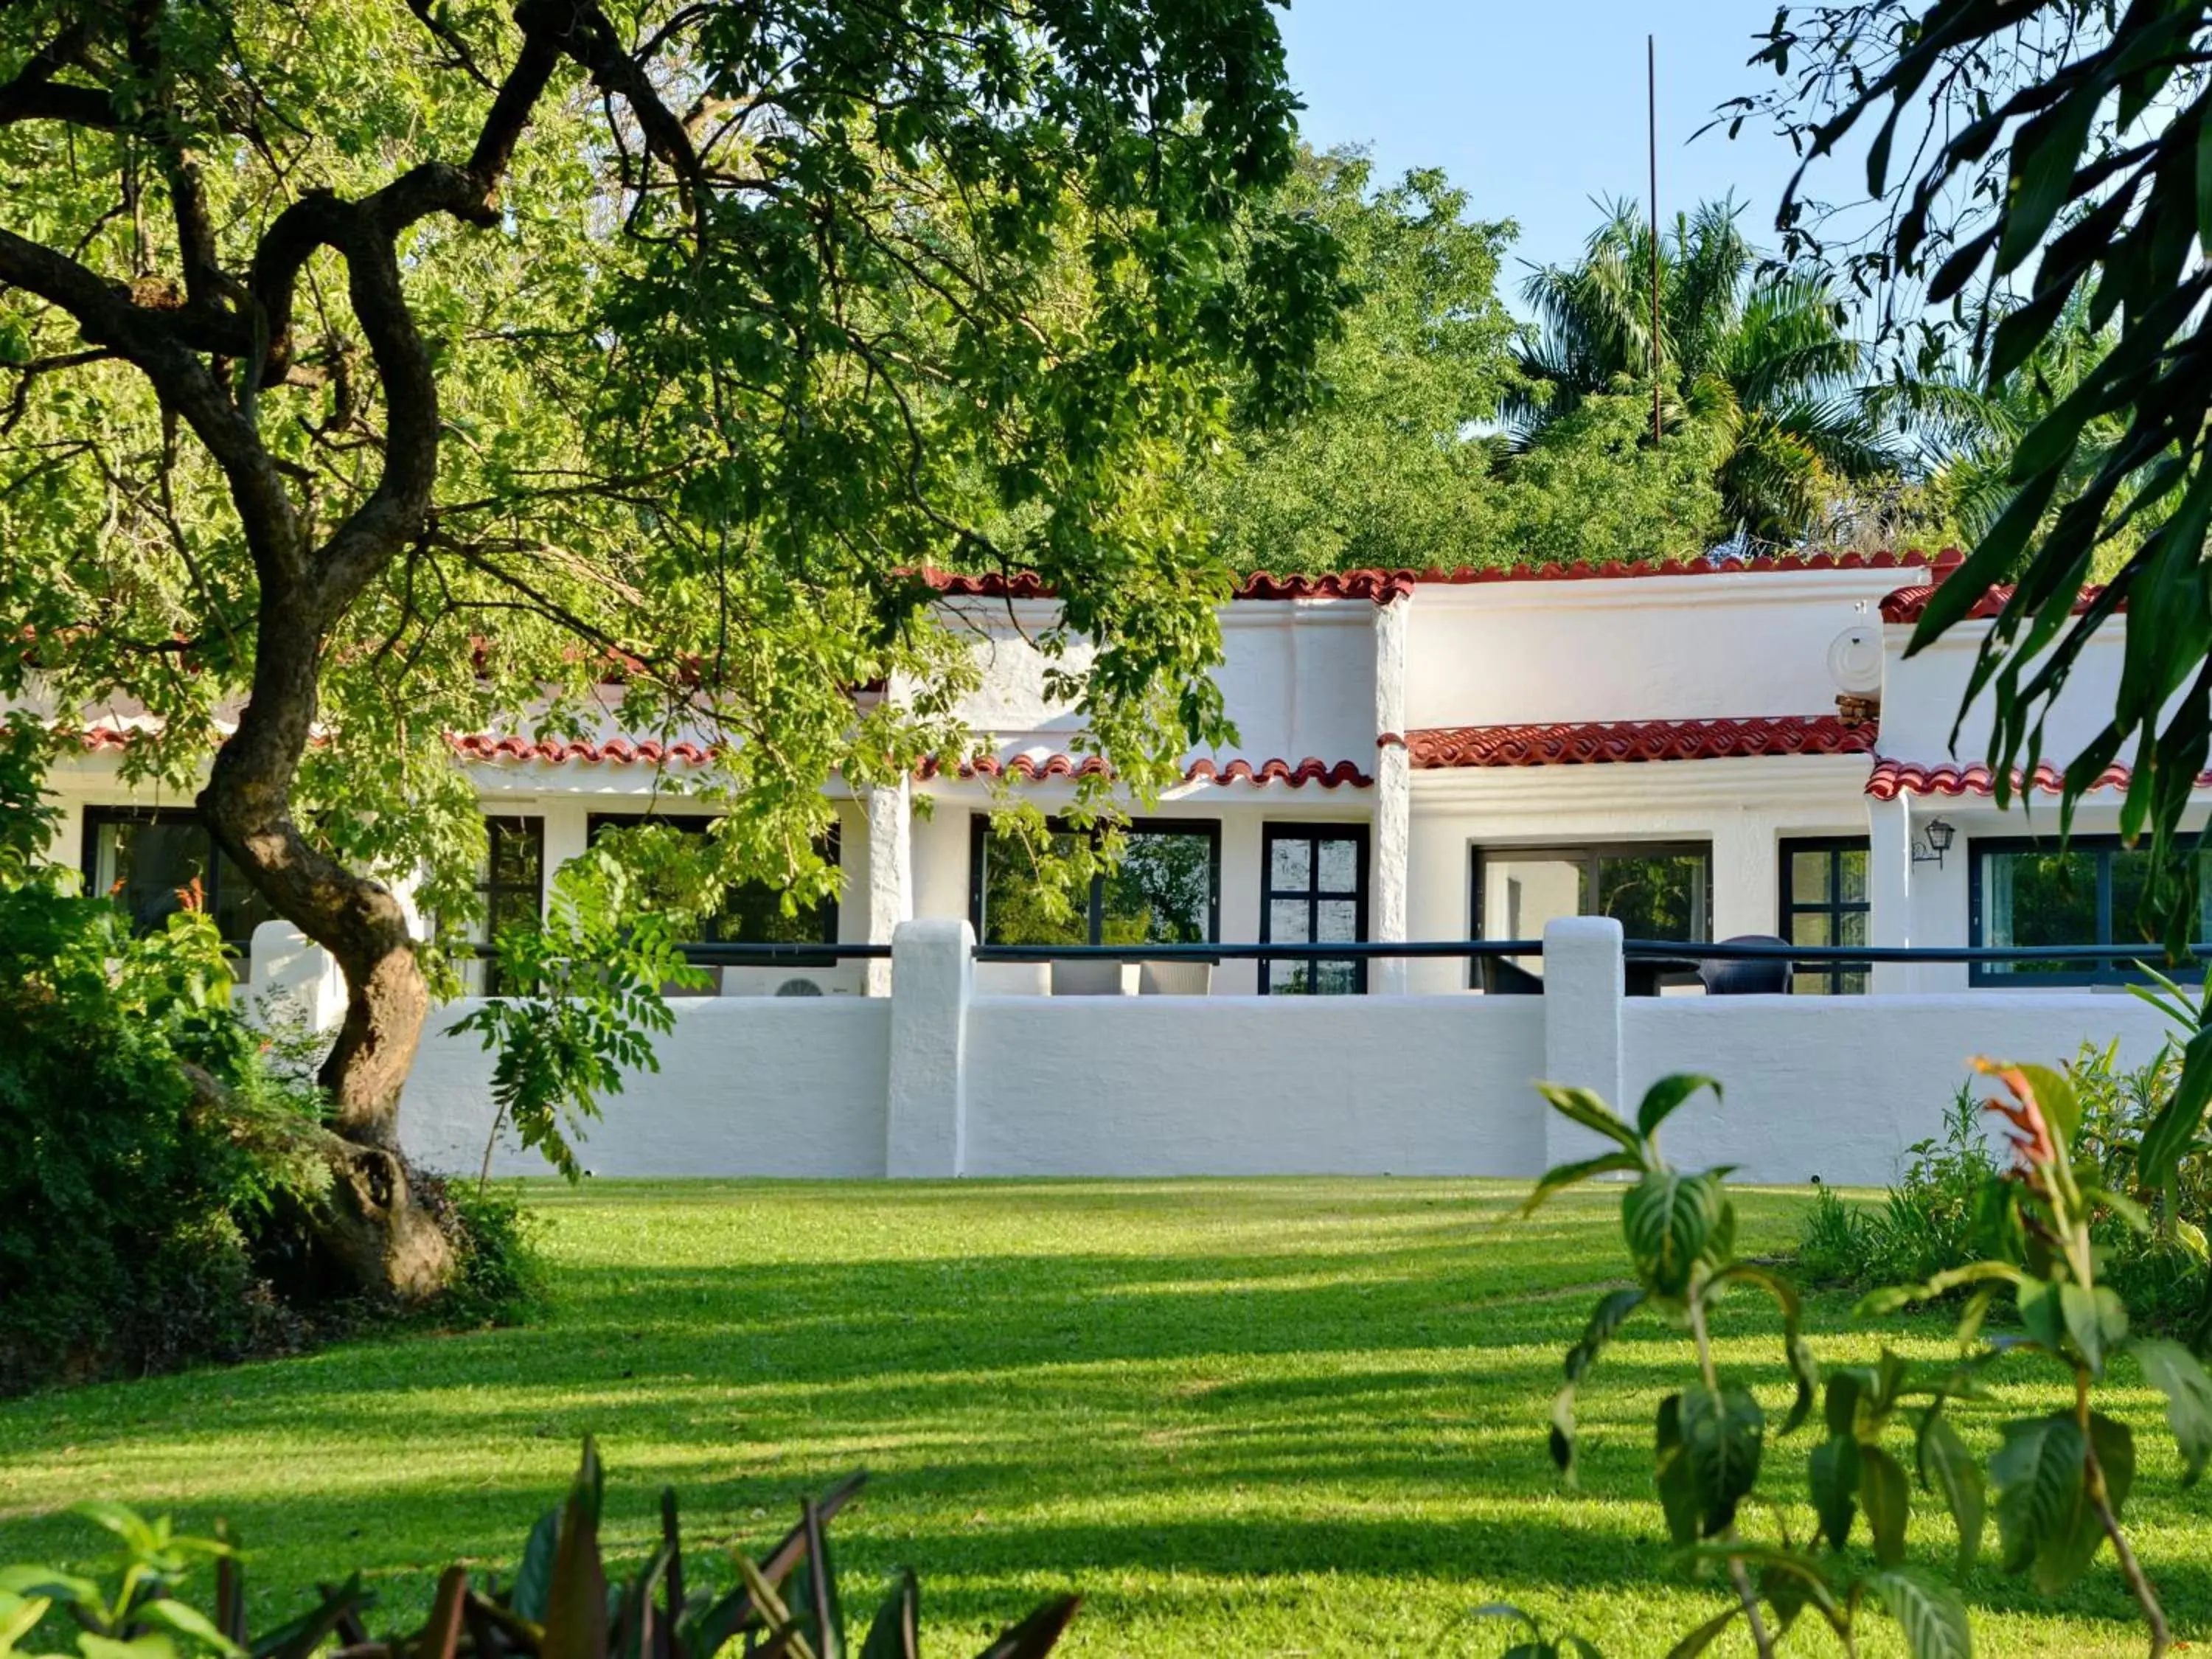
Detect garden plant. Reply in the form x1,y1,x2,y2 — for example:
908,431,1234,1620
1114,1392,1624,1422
0,1441,1077,1659
1514,1068,2212,1659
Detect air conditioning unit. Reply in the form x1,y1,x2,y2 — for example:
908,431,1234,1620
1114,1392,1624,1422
773,975,827,997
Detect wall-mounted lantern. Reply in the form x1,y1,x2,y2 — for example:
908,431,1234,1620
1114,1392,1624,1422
1912,816,1957,869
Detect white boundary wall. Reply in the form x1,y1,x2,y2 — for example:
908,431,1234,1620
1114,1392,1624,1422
394,918,2177,1186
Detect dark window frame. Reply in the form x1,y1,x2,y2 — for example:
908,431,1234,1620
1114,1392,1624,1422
967,813,1223,947
1259,821,1370,995
1968,833,2205,987
1780,836,1871,996
1469,840,1714,989
476,815,546,997
80,804,272,956
585,810,841,964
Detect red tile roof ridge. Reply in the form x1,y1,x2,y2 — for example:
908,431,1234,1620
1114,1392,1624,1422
916,549,1944,606
1863,755,2211,799
1408,715,1877,769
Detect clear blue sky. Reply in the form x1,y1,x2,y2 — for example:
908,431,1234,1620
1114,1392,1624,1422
1276,1,1843,291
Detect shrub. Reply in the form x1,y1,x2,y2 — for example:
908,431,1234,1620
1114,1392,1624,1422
1514,1067,2212,1658
0,714,542,1391
1794,1085,2000,1289
1,1442,1078,1659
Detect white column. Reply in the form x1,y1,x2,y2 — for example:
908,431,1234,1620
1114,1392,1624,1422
1711,811,1778,942
1868,793,1913,994
886,917,971,1178
1540,916,1627,1165
1371,599,1411,994
865,778,914,996
540,800,591,889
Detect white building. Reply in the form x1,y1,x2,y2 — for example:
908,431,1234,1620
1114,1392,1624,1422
41,549,2198,1185
44,547,2188,1001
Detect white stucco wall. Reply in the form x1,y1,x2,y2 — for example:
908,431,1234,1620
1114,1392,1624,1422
959,993,1548,1176
1405,568,1902,730
1625,991,2174,1185
402,995,893,1178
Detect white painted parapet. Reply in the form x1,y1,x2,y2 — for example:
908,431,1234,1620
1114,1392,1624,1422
1538,916,1626,1166
885,917,972,1176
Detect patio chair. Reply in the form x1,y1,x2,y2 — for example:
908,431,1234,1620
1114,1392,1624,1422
1699,935,1792,995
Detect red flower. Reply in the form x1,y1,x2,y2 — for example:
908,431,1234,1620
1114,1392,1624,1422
1974,1058,2056,1175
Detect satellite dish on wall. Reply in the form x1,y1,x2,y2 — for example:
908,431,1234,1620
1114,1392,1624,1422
1826,626,1882,696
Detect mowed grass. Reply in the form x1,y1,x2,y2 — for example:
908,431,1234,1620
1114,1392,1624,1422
0,1180,2205,1658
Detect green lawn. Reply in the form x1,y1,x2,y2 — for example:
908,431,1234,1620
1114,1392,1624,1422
0,1180,2201,1658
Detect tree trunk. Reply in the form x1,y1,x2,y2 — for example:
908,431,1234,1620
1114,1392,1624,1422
198,589,454,1302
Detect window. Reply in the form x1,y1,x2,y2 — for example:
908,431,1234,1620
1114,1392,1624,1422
1472,843,1713,947
1259,823,1368,995
584,812,840,963
1970,835,2212,986
472,816,545,995
1781,838,1870,995
969,816,1220,946
82,807,276,955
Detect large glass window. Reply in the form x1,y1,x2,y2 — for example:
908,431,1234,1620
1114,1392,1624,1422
969,816,1220,946
470,815,545,995
1259,823,1368,995
1472,843,1712,943
1781,838,1870,995
82,807,276,955
584,812,840,963
1971,835,2212,985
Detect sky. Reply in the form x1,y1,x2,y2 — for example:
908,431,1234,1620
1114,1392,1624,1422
1276,1,1850,293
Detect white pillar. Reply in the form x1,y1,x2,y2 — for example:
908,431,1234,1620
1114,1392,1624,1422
1868,793,1913,994
1540,916,1626,1164
1371,599,1411,994
1711,811,1778,942
886,918,971,1178
246,919,345,1032
866,778,913,996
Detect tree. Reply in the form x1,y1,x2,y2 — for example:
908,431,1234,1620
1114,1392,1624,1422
1510,198,1896,545
1745,1,2212,1217
1195,147,1519,572
0,0,1342,1296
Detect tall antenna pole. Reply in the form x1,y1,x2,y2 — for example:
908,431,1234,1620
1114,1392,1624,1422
1649,32,1662,447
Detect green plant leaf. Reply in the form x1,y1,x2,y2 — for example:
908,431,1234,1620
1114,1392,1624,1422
542,1439,610,1659
1809,1436,1860,1551
1622,1172,1726,1301
2129,1337,2212,1484
970,1595,1080,1659
1520,1152,1644,1218
2140,1024,2212,1185
1654,1394,1701,1548
80,1638,175,1659
1861,1568,1972,1659
512,1509,560,1624
1679,1382,1764,1537
1661,1606,1739,1659
1535,1083,1643,1155
2018,1279,2067,1355
860,1571,918,1659
134,1601,244,1659
1990,1413,2087,1585
2011,1062,2080,1147
1916,1410,1986,1573
2058,1281,2129,1377
1859,1444,1911,1567
1636,1074,1719,1140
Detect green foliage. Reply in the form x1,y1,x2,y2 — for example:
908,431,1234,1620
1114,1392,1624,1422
1,1443,1077,1659
0,0,1349,973
1521,1074,1959,1659
1515,1064,2212,1659
445,850,707,1186
1509,199,1894,543
1197,147,1517,573
1795,1087,2001,1288
1752,2,2212,1129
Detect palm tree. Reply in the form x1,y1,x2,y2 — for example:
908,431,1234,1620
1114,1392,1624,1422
1506,198,1895,545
